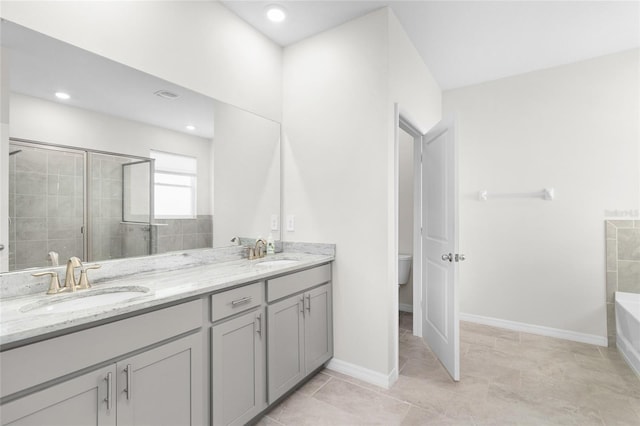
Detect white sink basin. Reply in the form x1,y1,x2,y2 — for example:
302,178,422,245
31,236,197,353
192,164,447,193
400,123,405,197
256,259,300,267
20,286,151,314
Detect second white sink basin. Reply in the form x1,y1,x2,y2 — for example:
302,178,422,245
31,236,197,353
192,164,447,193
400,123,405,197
256,259,300,267
20,286,151,314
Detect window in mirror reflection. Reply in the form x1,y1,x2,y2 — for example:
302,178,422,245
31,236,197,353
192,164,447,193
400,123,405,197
150,150,197,219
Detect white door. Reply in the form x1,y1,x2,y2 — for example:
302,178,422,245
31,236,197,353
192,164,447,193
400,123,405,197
421,118,460,381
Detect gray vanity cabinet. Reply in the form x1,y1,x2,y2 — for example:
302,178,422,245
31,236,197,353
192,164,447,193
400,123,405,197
266,264,333,404
210,281,266,426
116,333,201,426
0,300,203,426
211,308,265,426
0,365,117,426
266,294,306,402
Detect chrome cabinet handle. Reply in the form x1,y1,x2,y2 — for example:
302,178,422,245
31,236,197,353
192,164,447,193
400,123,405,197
305,294,311,312
104,372,113,411
124,364,132,401
299,296,305,315
441,253,453,262
231,296,252,306
255,313,262,337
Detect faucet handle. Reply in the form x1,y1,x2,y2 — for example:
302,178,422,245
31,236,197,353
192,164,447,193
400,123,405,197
32,271,62,295
77,264,101,290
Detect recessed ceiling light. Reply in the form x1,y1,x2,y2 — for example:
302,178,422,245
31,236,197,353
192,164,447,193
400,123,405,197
186,125,196,131
55,92,70,100
266,5,286,23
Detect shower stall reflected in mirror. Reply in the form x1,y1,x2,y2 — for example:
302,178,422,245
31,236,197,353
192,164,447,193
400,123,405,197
8,140,154,271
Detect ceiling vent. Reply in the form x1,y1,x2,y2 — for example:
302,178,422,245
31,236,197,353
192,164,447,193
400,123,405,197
154,90,179,100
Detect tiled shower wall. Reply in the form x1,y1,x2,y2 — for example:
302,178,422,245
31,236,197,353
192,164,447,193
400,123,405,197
8,145,84,270
154,216,213,254
605,220,640,345
89,153,131,261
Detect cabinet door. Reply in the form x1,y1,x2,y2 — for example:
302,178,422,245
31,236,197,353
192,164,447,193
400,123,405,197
1,365,116,426
211,308,265,426
267,294,305,403
116,333,202,426
304,284,333,373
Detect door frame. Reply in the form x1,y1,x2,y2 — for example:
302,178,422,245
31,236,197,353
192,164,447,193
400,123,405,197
396,106,429,339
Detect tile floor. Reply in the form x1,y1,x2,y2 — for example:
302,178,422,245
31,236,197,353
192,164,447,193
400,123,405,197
257,311,640,425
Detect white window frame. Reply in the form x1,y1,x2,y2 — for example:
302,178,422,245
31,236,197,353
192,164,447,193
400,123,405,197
151,150,197,219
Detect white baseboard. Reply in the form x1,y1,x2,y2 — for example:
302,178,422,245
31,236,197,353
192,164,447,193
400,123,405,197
460,313,608,347
399,303,413,313
326,358,396,389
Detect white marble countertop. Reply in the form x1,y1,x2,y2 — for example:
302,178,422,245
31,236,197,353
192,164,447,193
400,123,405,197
0,252,333,348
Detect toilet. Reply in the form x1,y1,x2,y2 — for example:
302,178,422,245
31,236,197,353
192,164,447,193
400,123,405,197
398,254,412,286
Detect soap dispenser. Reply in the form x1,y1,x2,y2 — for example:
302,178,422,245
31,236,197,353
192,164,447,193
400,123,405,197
266,233,275,255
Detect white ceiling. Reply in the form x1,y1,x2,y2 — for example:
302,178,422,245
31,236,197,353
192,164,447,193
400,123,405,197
221,0,640,90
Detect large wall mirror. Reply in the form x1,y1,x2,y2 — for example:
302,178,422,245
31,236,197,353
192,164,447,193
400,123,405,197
1,20,281,272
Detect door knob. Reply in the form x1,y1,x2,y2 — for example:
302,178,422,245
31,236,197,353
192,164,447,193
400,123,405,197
441,253,453,262
455,254,466,262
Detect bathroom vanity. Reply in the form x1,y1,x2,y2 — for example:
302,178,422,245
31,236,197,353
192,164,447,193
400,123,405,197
0,249,334,426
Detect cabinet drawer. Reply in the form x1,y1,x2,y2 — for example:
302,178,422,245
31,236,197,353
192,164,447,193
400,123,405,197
211,282,263,322
266,264,331,303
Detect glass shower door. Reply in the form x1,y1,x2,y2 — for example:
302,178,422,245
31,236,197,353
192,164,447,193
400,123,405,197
88,153,153,261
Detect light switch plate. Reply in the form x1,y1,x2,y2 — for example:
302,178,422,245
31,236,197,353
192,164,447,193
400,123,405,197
270,214,279,231
286,215,295,232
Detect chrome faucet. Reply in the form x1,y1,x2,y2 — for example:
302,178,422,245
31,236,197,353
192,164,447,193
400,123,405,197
64,256,82,292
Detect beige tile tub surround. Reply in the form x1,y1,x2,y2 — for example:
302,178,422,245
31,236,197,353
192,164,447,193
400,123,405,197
257,320,640,425
606,220,640,346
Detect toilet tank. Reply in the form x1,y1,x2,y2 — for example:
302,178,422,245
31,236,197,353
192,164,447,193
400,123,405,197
398,254,412,285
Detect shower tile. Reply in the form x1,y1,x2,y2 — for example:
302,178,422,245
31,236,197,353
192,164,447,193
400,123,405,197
49,238,81,261
48,152,77,176
101,179,121,199
182,234,197,250
618,260,640,293
16,240,48,268
159,220,182,236
158,235,183,253
606,271,617,302
635,221,640,228
15,195,47,218
109,237,123,259
101,159,122,180
48,217,82,240
47,174,76,196
617,228,640,261
197,215,213,234
47,195,76,219
605,238,617,271
106,199,122,219
182,219,198,234
15,149,47,173
15,218,47,241
15,172,47,196
196,233,212,249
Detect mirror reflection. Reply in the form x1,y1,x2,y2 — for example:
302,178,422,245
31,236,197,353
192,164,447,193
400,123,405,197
1,20,281,272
